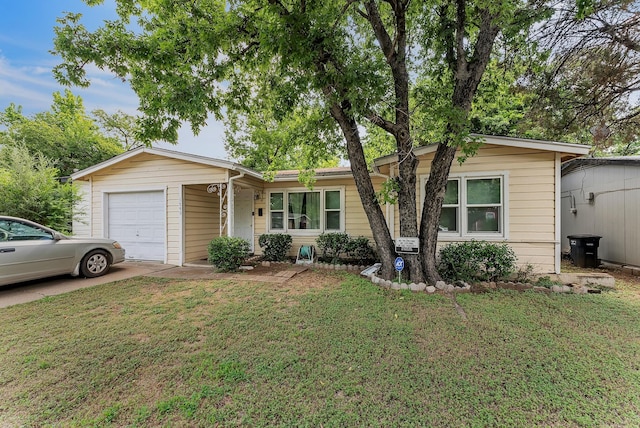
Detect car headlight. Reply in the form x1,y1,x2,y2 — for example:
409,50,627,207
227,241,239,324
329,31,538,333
112,242,123,249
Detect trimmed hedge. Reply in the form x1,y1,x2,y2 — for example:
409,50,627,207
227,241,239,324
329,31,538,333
258,233,292,261
207,236,250,272
437,240,517,282
316,232,377,265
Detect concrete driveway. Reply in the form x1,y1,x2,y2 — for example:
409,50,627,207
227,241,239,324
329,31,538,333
0,261,174,308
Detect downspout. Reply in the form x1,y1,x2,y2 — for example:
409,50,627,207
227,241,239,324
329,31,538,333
227,172,245,237
555,153,562,274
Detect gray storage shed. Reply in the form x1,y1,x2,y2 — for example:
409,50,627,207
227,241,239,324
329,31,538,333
561,157,640,267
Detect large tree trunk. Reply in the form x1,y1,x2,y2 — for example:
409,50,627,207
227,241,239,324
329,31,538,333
419,143,458,284
329,102,396,280
396,147,423,283
363,0,425,283
418,3,501,284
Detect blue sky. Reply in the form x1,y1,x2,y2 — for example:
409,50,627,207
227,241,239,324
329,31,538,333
0,0,228,159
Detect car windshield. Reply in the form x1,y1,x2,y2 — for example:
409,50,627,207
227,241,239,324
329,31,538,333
0,220,54,241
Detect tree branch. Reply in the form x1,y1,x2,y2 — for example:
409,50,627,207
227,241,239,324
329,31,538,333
364,1,396,62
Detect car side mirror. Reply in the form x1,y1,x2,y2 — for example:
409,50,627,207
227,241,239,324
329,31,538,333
52,232,64,241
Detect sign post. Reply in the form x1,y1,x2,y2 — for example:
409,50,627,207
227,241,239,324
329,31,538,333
394,256,404,284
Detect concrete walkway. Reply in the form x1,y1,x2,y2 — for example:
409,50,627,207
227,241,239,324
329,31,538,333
0,262,309,308
0,261,173,308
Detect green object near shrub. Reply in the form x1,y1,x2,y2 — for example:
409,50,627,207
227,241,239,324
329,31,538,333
207,236,250,272
438,240,517,282
258,233,292,261
534,276,562,288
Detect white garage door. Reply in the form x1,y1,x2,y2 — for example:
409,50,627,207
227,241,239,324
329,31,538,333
107,191,165,261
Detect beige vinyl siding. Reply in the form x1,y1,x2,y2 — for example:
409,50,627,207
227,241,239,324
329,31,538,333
257,176,384,257
394,144,559,272
79,153,230,265
183,184,220,263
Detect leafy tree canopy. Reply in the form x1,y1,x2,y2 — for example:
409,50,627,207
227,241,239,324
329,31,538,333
0,145,78,232
92,108,145,151
528,0,640,152
0,90,125,176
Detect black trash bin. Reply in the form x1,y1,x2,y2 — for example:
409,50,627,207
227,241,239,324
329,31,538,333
567,234,601,268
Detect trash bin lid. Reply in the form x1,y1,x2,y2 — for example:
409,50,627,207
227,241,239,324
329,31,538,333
567,234,602,239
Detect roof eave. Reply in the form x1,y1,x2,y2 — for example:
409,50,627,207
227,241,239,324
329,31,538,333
70,146,263,180
373,134,591,167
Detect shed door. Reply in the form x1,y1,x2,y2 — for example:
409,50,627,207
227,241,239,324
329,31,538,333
107,191,165,261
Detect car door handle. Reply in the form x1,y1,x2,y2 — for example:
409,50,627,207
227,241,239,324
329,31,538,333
0,248,16,253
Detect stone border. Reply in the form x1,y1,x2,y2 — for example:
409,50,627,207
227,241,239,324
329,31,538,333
365,275,603,295
262,261,607,295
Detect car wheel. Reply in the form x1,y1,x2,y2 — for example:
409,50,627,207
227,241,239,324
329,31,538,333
80,250,111,278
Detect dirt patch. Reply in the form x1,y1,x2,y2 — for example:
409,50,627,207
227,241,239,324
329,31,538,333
244,269,345,296
241,262,293,276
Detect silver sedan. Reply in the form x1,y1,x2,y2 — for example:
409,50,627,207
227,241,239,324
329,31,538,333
0,216,126,286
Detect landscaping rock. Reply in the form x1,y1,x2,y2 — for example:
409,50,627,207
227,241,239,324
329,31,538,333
552,285,572,293
410,282,426,292
391,282,402,290
435,280,447,290
426,285,436,294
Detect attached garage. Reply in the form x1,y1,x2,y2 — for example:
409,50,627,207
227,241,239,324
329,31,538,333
71,147,263,266
106,191,166,261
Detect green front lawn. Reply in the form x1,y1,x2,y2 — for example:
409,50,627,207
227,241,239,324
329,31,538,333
1,270,639,427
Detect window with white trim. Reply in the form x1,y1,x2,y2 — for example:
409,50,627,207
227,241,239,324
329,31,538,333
269,188,344,233
423,174,506,238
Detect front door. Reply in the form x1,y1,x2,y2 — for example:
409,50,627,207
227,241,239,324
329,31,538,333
234,188,254,252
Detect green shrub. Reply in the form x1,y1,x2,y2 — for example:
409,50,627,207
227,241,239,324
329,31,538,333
0,144,78,233
258,233,292,261
346,236,377,265
316,232,351,264
437,240,517,282
207,236,250,272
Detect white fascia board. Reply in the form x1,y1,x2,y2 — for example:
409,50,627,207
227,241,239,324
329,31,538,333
71,146,263,180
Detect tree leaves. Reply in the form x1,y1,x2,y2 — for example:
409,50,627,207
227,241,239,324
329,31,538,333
0,90,124,176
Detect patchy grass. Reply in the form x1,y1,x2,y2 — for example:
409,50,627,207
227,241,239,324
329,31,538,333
1,269,639,427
